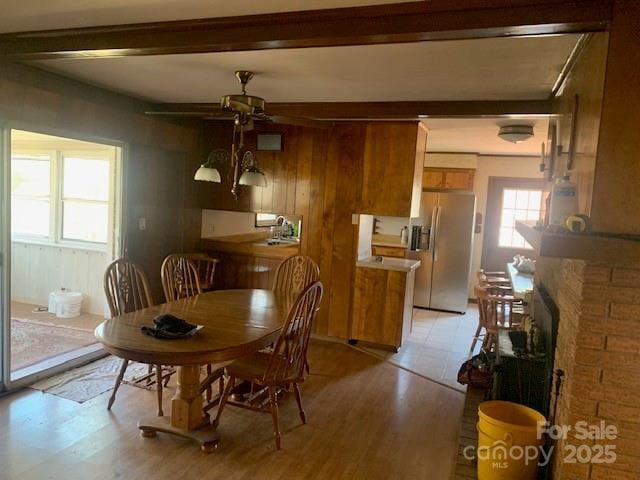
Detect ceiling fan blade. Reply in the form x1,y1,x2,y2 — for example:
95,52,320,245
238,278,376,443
145,110,231,117
265,114,332,129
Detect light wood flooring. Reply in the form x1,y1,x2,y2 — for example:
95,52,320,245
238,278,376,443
0,340,464,480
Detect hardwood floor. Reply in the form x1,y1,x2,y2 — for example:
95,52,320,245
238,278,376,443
0,340,464,480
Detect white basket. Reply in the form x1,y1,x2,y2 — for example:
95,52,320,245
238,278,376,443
49,290,83,319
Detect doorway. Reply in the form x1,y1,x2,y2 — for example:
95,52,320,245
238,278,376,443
1,128,123,388
481,176,546,272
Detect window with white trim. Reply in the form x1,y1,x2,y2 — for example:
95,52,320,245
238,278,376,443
11,148,116,248
11,154,52,238
62,156,110,243
498,189,544,249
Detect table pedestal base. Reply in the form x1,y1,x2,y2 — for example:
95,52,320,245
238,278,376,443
138,416,219,453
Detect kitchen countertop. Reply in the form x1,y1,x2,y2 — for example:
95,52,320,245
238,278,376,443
506,262,534,300
201,232,300,259
371,234,409,249
356,256,421,273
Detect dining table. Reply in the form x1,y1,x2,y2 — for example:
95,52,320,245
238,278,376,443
94,288,295,452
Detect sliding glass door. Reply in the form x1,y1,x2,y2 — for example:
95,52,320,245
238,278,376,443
0,125,9,392
0,126,124,390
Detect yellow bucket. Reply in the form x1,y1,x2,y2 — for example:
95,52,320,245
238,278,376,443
476,401,546,480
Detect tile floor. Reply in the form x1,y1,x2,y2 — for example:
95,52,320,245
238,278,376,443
361,304,481,392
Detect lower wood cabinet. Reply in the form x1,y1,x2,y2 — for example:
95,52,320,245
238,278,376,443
371,245,407,258
207,252,283,290
351,266,415,351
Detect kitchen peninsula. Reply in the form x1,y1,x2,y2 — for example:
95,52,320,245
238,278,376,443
351,255,421,351
201,231,299,290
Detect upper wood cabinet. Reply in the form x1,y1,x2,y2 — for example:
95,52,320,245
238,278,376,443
359,122,427,217
422,167,475,191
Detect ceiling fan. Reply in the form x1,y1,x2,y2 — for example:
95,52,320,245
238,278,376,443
146,70,328,129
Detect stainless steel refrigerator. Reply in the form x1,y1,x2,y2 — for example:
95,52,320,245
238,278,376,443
407,190,475,313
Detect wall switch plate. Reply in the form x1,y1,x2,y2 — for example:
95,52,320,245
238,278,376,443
138,217,146,231
352,214,359,225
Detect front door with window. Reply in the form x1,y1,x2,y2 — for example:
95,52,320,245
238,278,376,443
481,177,546,273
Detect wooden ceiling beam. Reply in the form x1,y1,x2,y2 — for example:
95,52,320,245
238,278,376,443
0,1,611,60
146,100,553,120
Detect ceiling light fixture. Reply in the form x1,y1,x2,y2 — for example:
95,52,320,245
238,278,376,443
195,113,267,200
498,125,534,143
194,149,226,182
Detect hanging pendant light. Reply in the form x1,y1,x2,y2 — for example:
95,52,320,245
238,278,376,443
239,151,267,187
194,109,267,198
194,149,229,182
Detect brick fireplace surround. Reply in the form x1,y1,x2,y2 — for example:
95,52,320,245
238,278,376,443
539,258,640,479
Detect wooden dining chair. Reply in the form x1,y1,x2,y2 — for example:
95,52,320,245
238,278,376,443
272,255,320,374
471,284,523,353
477,269,512,296
182,253,219,292
104,258,171,416
161,254,202,302
273,255,320,295
161,254,224,403
214,281,324,450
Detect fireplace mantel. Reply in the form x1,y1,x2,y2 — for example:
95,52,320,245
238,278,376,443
515,220,640,263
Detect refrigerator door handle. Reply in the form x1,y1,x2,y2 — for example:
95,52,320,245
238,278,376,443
426,206,438,251
433,206,442,262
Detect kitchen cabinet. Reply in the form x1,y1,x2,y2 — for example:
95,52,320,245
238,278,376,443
371,245,406,258
360,122,427,217
200,233,298,290
209,252,282,290
422,167,475,190
351,262,418,351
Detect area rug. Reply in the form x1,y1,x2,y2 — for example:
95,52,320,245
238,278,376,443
30,356,153,403
11,317,97,370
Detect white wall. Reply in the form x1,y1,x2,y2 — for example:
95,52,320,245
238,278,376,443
11,241,110,316
469,155,544,295
425,152,478,169
201,209,302,238
201,210,264,237
373,215,410,236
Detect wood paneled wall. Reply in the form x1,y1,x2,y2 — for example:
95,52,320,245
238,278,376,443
552,1,640,235
195,121,423,338
590,0,640,234
0,63,206,298
552,32,608,217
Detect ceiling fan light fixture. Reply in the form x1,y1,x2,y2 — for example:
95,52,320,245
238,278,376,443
194,148,229,183
239,166,268,187
498,125,534,143
238,151,267,188
194,164,221,182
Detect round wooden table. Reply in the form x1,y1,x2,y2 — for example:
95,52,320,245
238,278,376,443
95,289,293,451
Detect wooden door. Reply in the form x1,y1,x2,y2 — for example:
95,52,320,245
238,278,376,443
481,177,546,273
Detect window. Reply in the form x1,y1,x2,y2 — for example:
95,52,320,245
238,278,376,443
11,154,51,237
62,157,110,243
11,146,116,248
498,189,543,248
255,213,279,227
